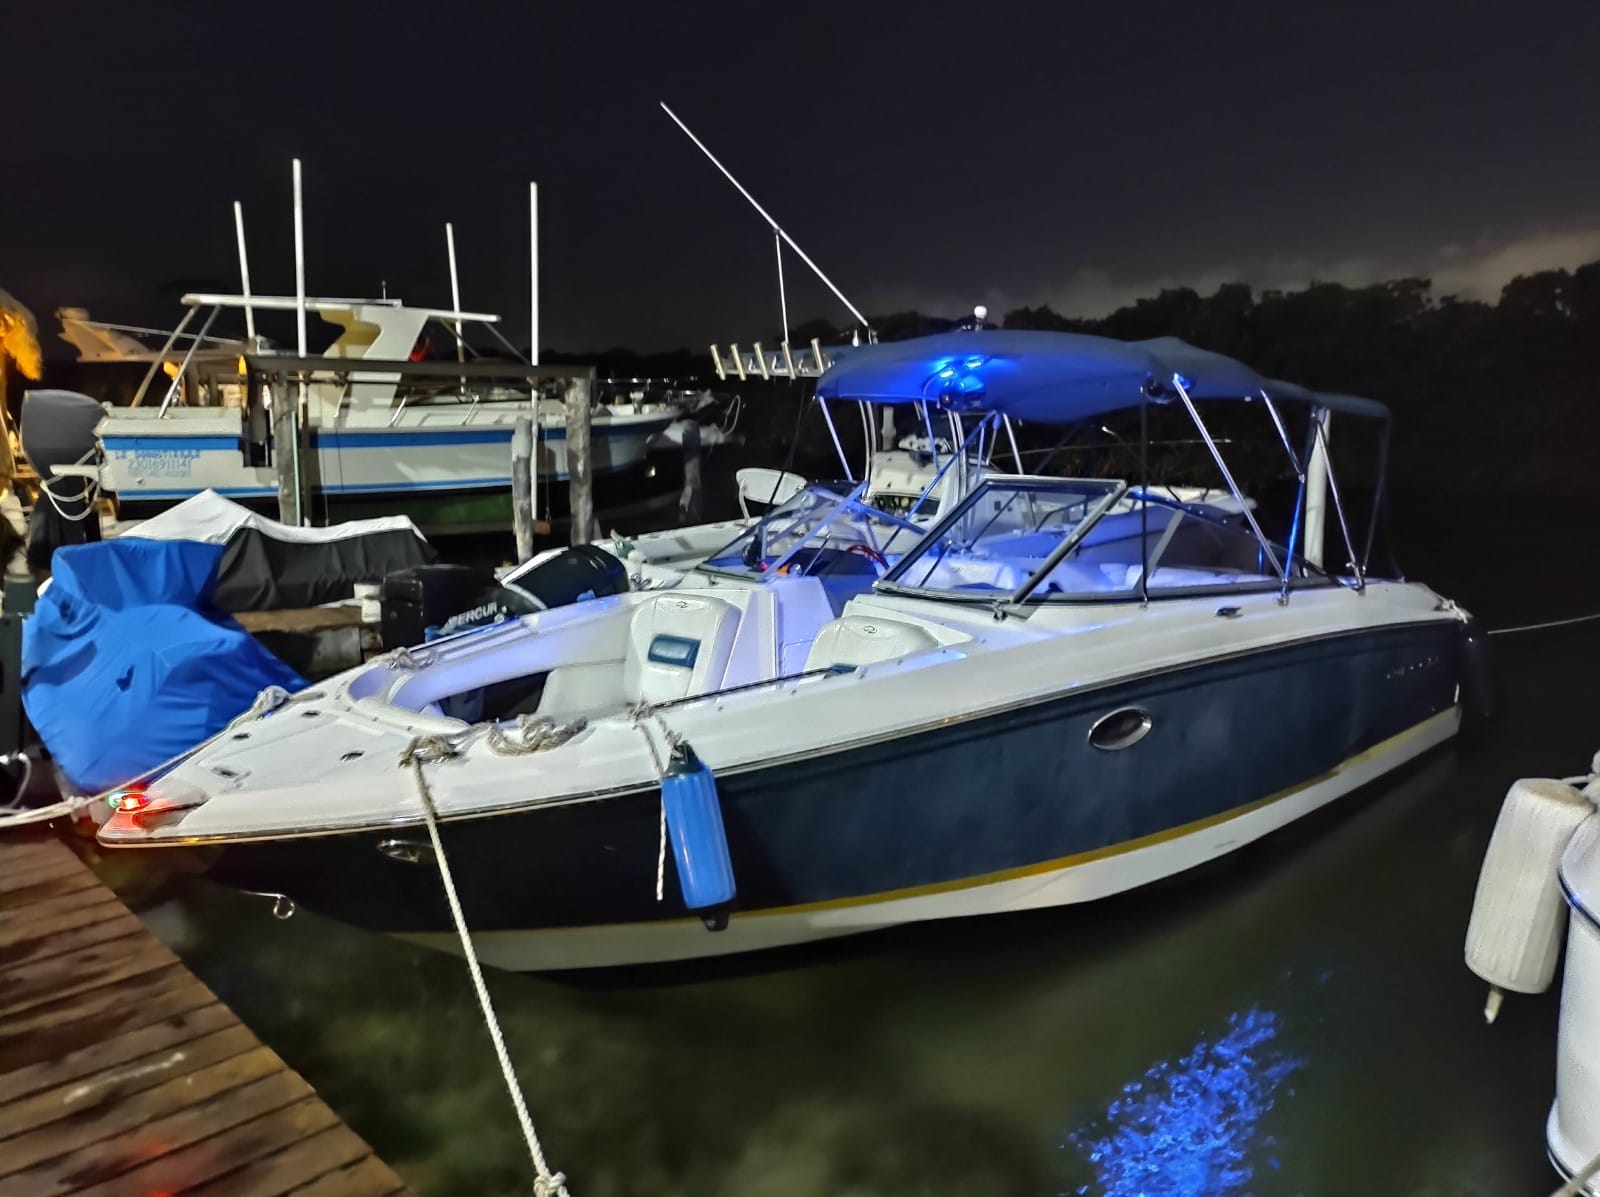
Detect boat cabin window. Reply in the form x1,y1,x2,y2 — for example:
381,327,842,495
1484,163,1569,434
881,478,1312,601
695,482,926,610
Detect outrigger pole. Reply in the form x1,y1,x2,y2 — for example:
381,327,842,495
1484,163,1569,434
660,101,872,337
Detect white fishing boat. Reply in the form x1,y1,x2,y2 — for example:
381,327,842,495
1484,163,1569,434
98,330,1487,971
51,296,680,530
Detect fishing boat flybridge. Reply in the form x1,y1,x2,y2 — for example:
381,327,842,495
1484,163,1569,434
52,296,679,530
97,330,1488,970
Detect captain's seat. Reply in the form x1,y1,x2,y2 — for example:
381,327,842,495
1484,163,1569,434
624,594,740,704
803,615,939,672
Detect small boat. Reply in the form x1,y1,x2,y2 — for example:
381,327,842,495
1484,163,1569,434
98,330,1484,970
50,297,682,531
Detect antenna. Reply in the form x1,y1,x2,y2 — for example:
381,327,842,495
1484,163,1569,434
232,202,256,343
660,101,870,334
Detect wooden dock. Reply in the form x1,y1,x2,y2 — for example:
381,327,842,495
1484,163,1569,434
0,831,414,1197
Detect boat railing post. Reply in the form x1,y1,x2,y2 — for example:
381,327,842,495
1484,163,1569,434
156,305,223,416
1311,412,1364,590
1361,420,1392,577
819,400,855,482
512,415,535,562
1261,392,1305,602
565,372,596,545
130,306,196,408
1171,378,1283,578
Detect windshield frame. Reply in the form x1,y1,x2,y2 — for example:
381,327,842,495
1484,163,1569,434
876,476,1347,607
875,475,1128,604
693,480,926,585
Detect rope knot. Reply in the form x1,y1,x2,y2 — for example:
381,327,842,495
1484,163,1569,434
533,1171,568,1196
399,734,461,768
387,644,439,672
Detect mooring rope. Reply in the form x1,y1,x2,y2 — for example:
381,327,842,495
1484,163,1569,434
627,703,683,904
400,732,571,1196
1489,610,1600,637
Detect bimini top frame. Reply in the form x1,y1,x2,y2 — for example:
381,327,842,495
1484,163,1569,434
817,329,1391,605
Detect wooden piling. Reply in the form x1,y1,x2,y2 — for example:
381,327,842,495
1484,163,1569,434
511,416,535,562
564,376,595,545
272,381,307,528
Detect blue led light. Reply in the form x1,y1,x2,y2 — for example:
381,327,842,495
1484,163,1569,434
1064,1006,1304,1196
963,354,989,369
937,367,957,379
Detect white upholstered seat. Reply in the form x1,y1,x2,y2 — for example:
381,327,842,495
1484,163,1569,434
623,594,740,704
803,615,939,672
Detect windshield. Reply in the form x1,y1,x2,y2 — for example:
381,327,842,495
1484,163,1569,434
697,482,927,586
881,478,1123,596
881,477,1322,601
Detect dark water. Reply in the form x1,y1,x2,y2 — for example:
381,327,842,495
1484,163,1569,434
108,486,1600,1196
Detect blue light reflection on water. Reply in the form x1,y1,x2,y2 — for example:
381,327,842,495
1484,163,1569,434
1064,1007,1305,1196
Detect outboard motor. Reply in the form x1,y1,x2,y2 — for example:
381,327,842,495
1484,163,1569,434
19,389,104,573
508,544,629,611
379,546,631,649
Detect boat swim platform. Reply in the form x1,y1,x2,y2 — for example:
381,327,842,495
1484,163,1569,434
0,831,415,1197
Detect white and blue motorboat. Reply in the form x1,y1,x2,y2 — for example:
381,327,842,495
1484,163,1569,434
98,330,1488,969
54,295,680,531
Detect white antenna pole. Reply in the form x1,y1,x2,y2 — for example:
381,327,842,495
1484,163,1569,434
660,101,870,332
445,221,465,364
775,232,789,343
529,182,540,365
292,159,307,358
233,201,256,343
290,157,309,527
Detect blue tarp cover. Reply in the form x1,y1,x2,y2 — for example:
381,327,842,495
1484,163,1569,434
21,538,305,793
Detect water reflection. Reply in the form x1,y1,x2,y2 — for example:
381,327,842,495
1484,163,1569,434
1066,1006,1304,1196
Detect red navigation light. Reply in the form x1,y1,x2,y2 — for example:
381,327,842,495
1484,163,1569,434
106,785,150,814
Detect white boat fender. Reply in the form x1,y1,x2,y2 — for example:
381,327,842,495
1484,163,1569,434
1466,776,1597,1023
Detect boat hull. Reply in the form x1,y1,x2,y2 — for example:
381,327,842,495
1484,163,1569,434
98,413,676,531
204,620,1463,969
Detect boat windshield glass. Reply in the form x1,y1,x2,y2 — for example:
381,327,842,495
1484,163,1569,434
880,477,1301,601
696,482,927,586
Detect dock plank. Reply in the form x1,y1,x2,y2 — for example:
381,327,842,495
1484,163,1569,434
0,1001,233,1105
0,864,104,903
0,962,215,1071
66,1097,343,1197
0,1044,287,1175
0,1068,312,1197
0,904,149,971
186,1124,375,1197
0,1024,258,1140
0,937,178,1019
0,834,412,1196
285,1156,411,1197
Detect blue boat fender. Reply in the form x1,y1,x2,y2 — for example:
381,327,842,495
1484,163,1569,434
661,741,736,928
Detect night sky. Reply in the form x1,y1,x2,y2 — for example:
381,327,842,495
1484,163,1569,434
5,2,1600,354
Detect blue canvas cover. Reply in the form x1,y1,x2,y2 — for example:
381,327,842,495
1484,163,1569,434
21,538,305,793
813,330,1392,423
